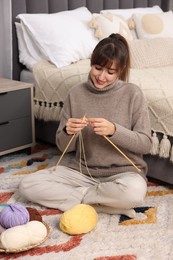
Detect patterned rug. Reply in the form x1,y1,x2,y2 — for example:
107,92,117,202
0,143,173,260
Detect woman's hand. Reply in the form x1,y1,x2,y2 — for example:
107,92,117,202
66,117,87,135
88,118,116,136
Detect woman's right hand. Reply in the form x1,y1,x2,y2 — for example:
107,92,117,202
66,117,87,135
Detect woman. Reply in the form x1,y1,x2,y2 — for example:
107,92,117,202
19,33,152,218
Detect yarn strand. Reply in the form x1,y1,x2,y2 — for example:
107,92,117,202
54,114,86,171
80,131,99,182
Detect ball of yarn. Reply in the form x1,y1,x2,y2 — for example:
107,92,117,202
0,224,6,234
26,207,42,222
0,204,30,229
59,204,98,235
0,221,47,250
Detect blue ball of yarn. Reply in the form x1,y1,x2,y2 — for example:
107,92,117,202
0,204,30,228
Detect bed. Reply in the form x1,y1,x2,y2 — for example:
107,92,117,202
11,0,173,185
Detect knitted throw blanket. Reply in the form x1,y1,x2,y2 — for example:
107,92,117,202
33,59,90,122
33,60,173,161
129,66,173,161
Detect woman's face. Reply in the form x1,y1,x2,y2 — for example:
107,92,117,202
90,61,119,89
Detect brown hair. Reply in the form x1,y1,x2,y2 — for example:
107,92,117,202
90,33,130,82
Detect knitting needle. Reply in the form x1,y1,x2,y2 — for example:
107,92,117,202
104,135,141,173
54,134,76,171
87,116,140,172
54,114,86,171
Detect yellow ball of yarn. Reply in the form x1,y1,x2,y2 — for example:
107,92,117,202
59,204,98,235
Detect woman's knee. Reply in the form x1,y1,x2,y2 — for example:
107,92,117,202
19,178,33,200
126,174,147,206
114,173,147,207
19,173,46,199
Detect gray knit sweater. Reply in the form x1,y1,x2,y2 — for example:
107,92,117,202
56,76,152,180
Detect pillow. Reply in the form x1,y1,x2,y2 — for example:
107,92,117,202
100,5,163,20
17,7,98,68
89,13,133,41
129,38,173,69
132,11,173,39
100,5,163,39
15,22,44,70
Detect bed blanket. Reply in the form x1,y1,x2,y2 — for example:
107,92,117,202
129,66,173,137
33,59,90,121
33,60,173,159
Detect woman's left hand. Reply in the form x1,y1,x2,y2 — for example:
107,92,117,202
88,118,116,136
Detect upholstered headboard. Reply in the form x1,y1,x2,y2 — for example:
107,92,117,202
12,0,171,80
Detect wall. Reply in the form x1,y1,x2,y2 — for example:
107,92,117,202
170,0,173,9
0,0,173,80
0,0,12,79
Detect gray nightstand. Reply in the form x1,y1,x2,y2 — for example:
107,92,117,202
0,78,35,156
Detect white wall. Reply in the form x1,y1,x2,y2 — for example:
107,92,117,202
0,0,12,79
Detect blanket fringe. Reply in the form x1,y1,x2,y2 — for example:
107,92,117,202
34,99,62,122
159,134,171,158
150,132,172,161
150,132,159,155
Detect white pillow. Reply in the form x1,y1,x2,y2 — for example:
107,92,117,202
15,22,44,70
100,5,163,20
17,7,98,68
89,13,133,41
132,11,173,39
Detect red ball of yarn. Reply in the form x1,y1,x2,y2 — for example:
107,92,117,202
26,207,42,222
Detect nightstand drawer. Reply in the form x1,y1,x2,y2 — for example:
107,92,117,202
0,117,32,152
0,89,31,122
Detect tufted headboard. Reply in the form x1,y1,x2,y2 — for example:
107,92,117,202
11,0,171,80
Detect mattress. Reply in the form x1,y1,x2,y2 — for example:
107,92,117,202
20,69,35,84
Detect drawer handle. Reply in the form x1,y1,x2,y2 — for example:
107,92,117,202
0,92,7,96
0,121,9,126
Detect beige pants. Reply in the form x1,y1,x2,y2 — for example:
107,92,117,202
19,165,147,216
